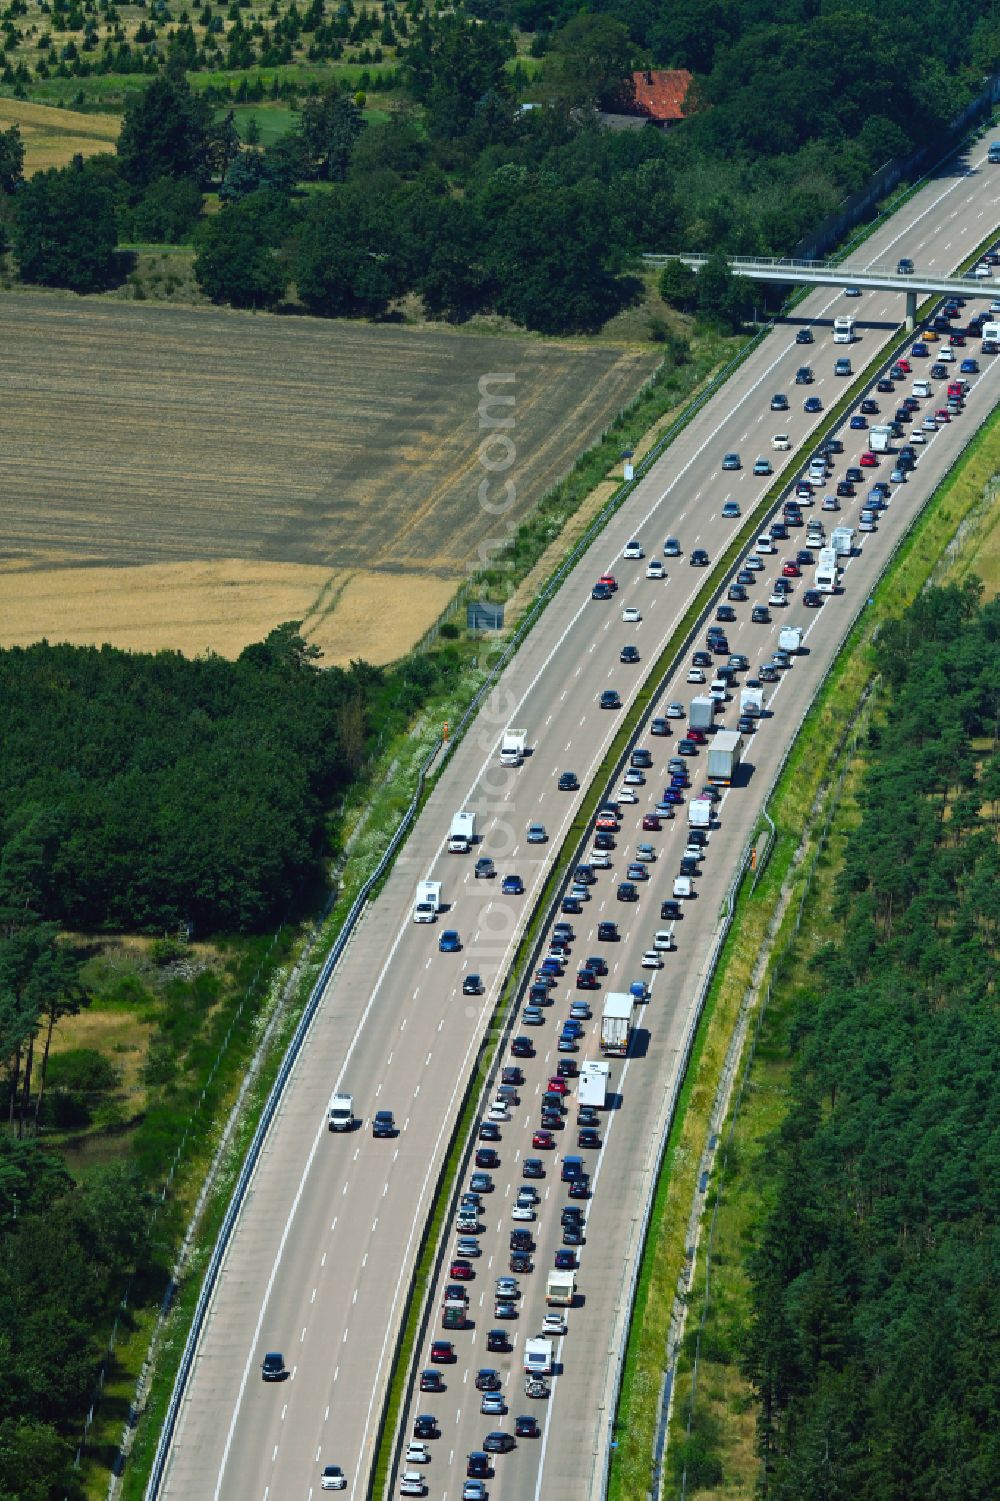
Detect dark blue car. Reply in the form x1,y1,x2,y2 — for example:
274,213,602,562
439,930,462,952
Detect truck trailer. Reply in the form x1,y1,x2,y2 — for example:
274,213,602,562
448,811,476,853
499,727,528,766
779,625,804,653
739,686,764,718
831,525,855,557
546,1269,576,1305
523,1337,554,1376
815,547,838,594
600,993,633,1056
578,1060,610,1108
706,730,743,787
868,423,894,453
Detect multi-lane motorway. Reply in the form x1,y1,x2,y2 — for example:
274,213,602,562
159,139,1000,1501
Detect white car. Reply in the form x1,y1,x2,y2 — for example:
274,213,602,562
768,589,787,607
744,554,764,570
322,1466,348,1492
511,1203,535,1221
517,1186,538,1205
665,702,685,718
771,433,791,450
683,844,703,862
673,875,692,898
616,788,639,804
756,536,775,553
686,667,705,683
405,1443,430,1466
971,263,992,278
589,850,612,868
938,346,954,361
641,949,663,968
646,559,666,579
623,769,644,786
909,429,926,444
653,929,676,951
709,682,727,702
623,540,644,559
487,1102,510,1122
542,1313,567,1336
622,606,641,623
400,1472,425,1496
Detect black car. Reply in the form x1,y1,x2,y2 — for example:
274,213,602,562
576,968,598,990
414,1414,438,1439
660,899,682,920
540,1109,562,1130
563,1224,585,1247
578,1127,601,1149
528,984,551,1005
770,392,789,410
486,1329,509,1353
480,1119,502,1140
510,1252,532,1273
510,1036,533,1059
467,1452,491,1477
795,327,814,343
691,548,710,566
463,974,483,995
860,398,879,415
477,1147,500,1168
679,857,699,878
692,650,713,667
803,589,824,607
737,715,756,734
617,882,638,902
751,604,770,623
845,466,863,484
522,1157,544,1178
561,896,583,915
631,747,653,768
372,1110,396,1137
677,739,698,756
597,920,619,940
420,1369,444,1392
261,1352,286,1382
796,549,814,566
510,1229,533,1251
650,717,670,736
484,1432,516,1454
515,1415,539,1439
876,378,895,393
593,831,615,851
476,1369,502,1391
567,1178,591,1199
795,365,813,384
557,771,579,791
836,480,855,497
727,583,747,603
591,583,612,600
600,690,621,709
711,637,730,655
475,857,494,879
716,604,736,622
620,645,640,664
502,1065,524,1087
556,1058,578,1078
821,437,844,455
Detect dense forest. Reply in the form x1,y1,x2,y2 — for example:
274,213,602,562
1,0,996,329
743,582,1000,1499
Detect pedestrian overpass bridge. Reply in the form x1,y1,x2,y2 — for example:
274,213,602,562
641,253,998,327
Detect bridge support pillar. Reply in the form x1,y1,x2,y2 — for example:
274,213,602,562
905,290,917,330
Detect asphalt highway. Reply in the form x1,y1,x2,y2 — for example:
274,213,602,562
160,140,1000,1501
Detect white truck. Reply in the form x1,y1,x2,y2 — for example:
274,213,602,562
833,314,854,343
600,993,633,1057
868,424,894,453
779,625,804,653
707,730,743,787
739,686,764,718
815,547,838,594
689,695,715,732
546,1268,576,1306
981,320,1000,343
327,1094,355,1132
830,525,855,557
578,1060,610,1108
499,726,527,767
523,1337,554,1377
412,879,442,923
448,810,475,853
688,796,713,829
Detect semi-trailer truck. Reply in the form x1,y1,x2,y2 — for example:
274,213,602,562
499,727,527,766
448,811,476,852
413,879,442,922
578,1060,610,1108
600,993,633,1056
689,695,716,732
706,730,743,786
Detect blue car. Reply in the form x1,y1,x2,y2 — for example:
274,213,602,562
849,414,867,429
502,874,524,895
439,930,461,952
911,341,928,357
960,358,979,373
561,1018,584,1037
661,788,684,805
804,396,823,412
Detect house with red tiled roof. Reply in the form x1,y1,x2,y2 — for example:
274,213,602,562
630,69,694,127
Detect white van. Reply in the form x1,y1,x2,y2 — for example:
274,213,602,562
913,378,931,398
756,534,775,554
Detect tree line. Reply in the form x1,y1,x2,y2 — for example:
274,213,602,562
741,581,1000,1500
1,0,995,331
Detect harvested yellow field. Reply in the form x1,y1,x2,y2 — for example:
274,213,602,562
0,294,657,663
0,97,120,173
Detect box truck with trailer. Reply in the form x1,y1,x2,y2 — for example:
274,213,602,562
707,730,743,786
600,993,633,1056
499,727,528,767
448,811,476,852
578,1060,610,1108
413,879,442,923
688,695,716,732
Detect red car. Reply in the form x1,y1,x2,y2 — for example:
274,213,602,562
897,356,911,372
598,574,618,592
686,728,707,745
546,1076,569,1095
935,409,951,423
782,561,800,577
951,332,966,345
642,813,661,831
532,1129,555,1149
430,1341,455,1363
595,814,618,831
860,451,878,466
449,1259,475,1280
